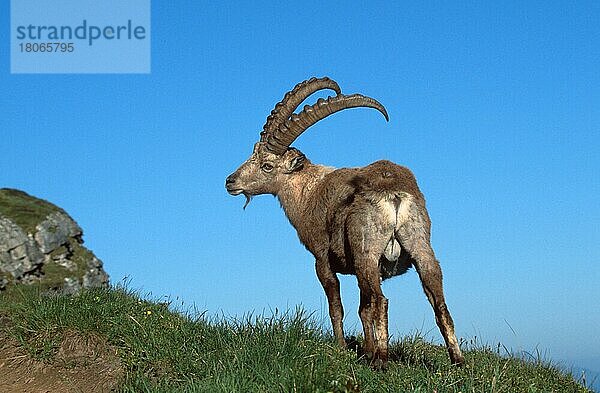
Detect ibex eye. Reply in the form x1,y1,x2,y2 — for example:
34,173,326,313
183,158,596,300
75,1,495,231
261,163,274,172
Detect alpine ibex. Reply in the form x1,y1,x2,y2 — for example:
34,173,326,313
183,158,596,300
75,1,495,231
225,77,464,367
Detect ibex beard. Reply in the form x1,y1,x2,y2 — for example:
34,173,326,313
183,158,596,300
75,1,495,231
226,77,464,368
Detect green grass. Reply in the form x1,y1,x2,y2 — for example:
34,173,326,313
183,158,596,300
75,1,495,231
0,285,592,392
0,188,65,234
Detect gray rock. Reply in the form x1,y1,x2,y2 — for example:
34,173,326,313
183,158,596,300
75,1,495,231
0,189,109,293
83,257,110,288
35,212,83,254
0,217,45,279
62,276,82,295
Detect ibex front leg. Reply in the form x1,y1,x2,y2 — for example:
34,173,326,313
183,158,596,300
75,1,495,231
316,258,345,347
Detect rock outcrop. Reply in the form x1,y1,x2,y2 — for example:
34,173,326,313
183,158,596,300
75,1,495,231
0,189,109,293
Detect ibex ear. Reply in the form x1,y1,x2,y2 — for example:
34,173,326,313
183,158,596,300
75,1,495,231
284,150,306,173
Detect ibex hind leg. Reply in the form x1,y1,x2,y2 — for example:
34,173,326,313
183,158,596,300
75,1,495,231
414,252,464,365
355,258,389,369
395,202,465,366
346,210,394,368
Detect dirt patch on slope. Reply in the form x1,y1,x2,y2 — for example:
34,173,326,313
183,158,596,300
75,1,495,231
0,330,123,393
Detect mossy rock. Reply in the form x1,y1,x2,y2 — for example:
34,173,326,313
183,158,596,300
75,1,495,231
0,189,108,293
0,189,67,235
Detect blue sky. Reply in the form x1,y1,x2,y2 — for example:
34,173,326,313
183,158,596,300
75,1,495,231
2,1,599,385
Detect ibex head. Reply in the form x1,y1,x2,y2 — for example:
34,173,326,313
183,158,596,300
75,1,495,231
225,77,388,207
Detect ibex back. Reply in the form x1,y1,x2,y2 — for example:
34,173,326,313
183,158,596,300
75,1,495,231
226,77,464,367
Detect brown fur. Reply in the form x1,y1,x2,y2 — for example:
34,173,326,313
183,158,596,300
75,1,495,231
226,74,465,367
227,146,464,367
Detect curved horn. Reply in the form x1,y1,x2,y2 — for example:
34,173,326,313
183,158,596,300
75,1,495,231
260,77,341,142
264,94,389,155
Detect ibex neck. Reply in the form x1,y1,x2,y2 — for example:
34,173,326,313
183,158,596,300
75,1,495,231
276,163,333,230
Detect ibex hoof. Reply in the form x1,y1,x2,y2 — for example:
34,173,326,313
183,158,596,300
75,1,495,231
361,351,388,371
451,354,465,367
371,358,388,371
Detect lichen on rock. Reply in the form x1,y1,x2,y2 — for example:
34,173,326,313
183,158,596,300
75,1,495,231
0,188,109,293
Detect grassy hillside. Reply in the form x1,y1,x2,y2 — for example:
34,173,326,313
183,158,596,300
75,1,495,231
0,285,593,392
